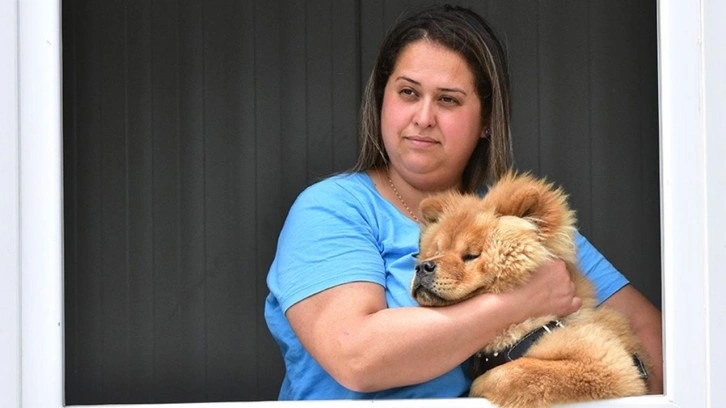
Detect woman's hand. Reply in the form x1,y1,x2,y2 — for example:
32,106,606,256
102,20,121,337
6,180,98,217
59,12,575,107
508,259,582,320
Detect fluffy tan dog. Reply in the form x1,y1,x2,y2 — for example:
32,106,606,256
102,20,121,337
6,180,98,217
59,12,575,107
411,172,650,408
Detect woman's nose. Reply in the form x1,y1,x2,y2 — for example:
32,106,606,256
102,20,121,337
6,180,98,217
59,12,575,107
413,100,436,128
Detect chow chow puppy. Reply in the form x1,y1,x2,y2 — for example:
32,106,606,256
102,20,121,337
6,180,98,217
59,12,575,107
411,172,650,408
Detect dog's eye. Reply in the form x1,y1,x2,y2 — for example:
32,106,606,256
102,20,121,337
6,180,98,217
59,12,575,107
462,253,480,262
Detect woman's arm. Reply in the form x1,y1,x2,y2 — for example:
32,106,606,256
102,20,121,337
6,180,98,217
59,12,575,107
602,285,664,394
286,259,581,392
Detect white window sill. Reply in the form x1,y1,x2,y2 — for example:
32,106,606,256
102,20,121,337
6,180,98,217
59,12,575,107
66,395,674,408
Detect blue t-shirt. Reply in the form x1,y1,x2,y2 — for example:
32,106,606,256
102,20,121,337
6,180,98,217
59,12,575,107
264,172,628,400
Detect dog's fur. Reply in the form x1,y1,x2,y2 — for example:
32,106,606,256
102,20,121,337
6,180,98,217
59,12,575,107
411,172,651,408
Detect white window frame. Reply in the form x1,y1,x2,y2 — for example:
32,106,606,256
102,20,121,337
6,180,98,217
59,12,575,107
2,0,724,407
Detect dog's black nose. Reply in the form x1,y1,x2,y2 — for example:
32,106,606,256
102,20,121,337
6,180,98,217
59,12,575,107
415,261,436,277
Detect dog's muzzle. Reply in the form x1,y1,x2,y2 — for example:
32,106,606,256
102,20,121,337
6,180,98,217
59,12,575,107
412,261,436,290
412,260,448,304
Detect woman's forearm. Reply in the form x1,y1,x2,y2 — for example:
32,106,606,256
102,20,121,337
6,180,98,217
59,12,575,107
335,291,529,392
287,260,580,392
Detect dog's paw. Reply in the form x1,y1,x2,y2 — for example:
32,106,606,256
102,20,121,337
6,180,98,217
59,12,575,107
470,364,550,408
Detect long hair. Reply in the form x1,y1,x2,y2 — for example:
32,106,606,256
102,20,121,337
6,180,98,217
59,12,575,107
352,4,513,192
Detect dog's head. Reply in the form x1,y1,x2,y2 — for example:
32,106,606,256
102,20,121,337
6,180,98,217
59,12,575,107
411,172,578,306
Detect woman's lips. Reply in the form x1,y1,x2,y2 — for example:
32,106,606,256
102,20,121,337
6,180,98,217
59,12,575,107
404,135,439,147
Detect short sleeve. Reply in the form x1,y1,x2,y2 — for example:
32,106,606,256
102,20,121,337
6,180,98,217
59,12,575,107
267,178,385,313
576,231,629,304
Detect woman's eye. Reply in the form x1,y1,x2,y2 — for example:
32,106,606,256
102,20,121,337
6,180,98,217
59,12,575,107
399,88,417,98
462,253,480,262
440,95,460,105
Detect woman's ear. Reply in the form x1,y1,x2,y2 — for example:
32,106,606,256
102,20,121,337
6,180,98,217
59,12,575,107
482,127,491,139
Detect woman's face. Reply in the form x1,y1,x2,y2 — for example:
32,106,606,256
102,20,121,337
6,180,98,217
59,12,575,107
381,40,484,191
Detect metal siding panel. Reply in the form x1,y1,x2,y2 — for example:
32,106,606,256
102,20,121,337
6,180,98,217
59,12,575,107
305,0,334,180
147,0,196,402
254,0,286,398
61,0,80,402
280,1,309,210
177,0,210,401
98,0,131,401
537,1,593,232
202,0,257,400
487,0,541,173
124,0,156,403
331,0,362,170
359,0,385,90
67,0,106,403
589,1,661,307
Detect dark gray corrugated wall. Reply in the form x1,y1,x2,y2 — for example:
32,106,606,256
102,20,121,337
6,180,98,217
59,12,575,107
62,0,660,404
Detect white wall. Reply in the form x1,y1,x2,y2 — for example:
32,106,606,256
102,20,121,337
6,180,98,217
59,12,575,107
10,1,65,407
0,0,21,406
704,0,726,404
1,0,724,407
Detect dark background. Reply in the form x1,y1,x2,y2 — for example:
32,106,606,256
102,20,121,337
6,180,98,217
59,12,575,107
62,0,660,404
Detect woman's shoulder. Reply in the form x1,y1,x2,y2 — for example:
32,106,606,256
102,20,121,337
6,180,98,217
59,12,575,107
305,171,372,191
297,172,377,205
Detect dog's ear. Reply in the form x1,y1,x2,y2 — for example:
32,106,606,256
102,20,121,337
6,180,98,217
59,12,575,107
420,191,485,227
419,194,451,226
482,171,575,239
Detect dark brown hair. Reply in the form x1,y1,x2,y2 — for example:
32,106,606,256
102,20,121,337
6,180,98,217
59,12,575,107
353,4,512,192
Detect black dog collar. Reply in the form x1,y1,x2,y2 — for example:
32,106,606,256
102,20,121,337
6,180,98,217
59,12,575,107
471,320,564,377
470,319,649,381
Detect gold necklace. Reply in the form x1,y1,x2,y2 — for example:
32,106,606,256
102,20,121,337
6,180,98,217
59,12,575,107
386,174,419,222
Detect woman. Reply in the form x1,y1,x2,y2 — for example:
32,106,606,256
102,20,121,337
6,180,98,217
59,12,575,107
265,4,662,400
